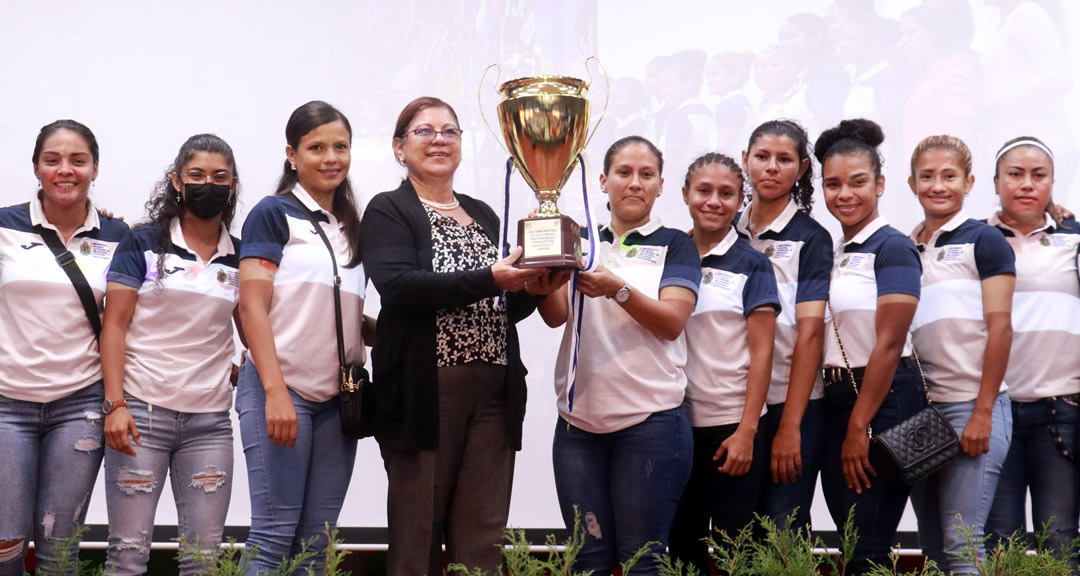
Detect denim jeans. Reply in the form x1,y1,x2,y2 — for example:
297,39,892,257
104,396,233,576
759,398,826,530
235,361,357,575
0,383,104,576
821,359,927,575
669,420,768,574
986,396,1079,569
552,405,693,576
910,392,1012,574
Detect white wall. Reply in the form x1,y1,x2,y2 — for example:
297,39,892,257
1,0,1076,532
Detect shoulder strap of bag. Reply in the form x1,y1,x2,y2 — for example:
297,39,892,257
23,202,102,341
284,195,347,370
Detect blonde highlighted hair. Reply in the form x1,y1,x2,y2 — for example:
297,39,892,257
909,134,973,178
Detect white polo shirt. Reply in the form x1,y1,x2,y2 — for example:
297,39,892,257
0,195,128,402
736,199,832,405
108,219,240,412
989,213,1080,401
910,211,1015,402
684,229,780,427
824,217,922,370
240,184,366,403
553,219,701,434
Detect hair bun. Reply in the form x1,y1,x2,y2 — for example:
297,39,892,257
813,118,884,163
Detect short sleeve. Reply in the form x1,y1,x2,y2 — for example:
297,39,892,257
974,226,1016,280
743,252,781,317
106,227,151,289
239,196,291,265
874,234,922,298
795,223,832,303
659,230,702,297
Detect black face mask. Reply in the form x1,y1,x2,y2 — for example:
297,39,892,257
182,182,232,220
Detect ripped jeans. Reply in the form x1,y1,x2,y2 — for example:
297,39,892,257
0,383,105,576
104,396,233,576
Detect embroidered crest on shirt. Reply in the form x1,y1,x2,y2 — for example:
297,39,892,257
840,254,867,269
765,242,793,259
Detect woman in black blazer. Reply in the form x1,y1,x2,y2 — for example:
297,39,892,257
360,96,569,576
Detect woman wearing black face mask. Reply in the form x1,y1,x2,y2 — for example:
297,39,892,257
100,134,244,575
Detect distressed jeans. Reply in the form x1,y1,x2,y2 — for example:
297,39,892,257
104,396,233,576
552,405,693,576
236,361,357,575
0,383,105,576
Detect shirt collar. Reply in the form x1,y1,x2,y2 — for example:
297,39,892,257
702,227,738,259
602,217,663,239
169,217,236,260
909,210,968,245
839,215,889,248
987,211,1055,237
29,191,100,234
735,198,797,239
292,183,336,223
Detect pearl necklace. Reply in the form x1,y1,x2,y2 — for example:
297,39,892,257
418,194,460,211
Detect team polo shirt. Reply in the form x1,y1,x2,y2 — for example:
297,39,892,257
823,217,921,370
684,228,780,427
736,200,832,405
107,219,241,413
910,212,1015,402
989,213,1080,401
553,219,701,434
0,195,128,402
240,184,366,403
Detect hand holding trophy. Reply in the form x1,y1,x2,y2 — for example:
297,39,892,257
480,57,608,269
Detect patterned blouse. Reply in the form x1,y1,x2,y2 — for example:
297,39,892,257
426,205,509,366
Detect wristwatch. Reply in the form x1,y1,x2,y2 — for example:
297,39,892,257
613,283,632,303
102,398,128,415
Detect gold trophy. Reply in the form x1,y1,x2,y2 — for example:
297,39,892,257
480,58,608,269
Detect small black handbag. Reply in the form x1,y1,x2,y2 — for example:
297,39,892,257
828,303,961,485
288,193,370,439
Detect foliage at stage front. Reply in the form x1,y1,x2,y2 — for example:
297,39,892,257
21,524,106,576
178,525,351,576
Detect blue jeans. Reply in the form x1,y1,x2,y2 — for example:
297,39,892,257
0,383,105,576
821,359,927,575
669,420,768,574
552,405,693,576
104,396,234,576
236,361,357,575
986,396,1079,568
910,392,1012,574
759,398,826,530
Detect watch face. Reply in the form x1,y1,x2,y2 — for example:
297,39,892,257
102,400,112,414
615,286,631,303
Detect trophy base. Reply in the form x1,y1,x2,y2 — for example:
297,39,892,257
516,215,583,269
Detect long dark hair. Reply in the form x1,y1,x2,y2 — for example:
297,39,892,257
143,134,240,291
746,119,815,212
275,100,362,268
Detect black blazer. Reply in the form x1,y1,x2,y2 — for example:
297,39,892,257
360,179,540,450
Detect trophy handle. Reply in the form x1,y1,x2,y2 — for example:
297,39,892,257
478,63,510,157
583,56,610,150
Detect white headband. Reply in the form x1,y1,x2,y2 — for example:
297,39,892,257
995,139,1055,164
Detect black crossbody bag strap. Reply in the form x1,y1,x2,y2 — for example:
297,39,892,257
23,202,103,341
285,195,347,369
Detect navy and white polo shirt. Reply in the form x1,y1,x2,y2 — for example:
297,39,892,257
910,211,1015,402
108,219,241,413
823,217,922,370
0,195,128,402
240,184,366,403
989,213,1080,401
736,199,832,405
684,228,780,427
553,218,701,434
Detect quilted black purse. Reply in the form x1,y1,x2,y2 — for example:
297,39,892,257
829,303,961,485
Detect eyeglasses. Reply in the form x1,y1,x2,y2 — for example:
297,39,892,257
407,128,463,143
182,170,234,185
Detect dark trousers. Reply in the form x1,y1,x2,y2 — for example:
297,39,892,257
669,420,768,575
821,359,926,575
759,398,826,530
381,362,514,576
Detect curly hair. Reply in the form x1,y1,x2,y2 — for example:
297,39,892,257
142,134,239,291
813,118,886,179
746,119,815,212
